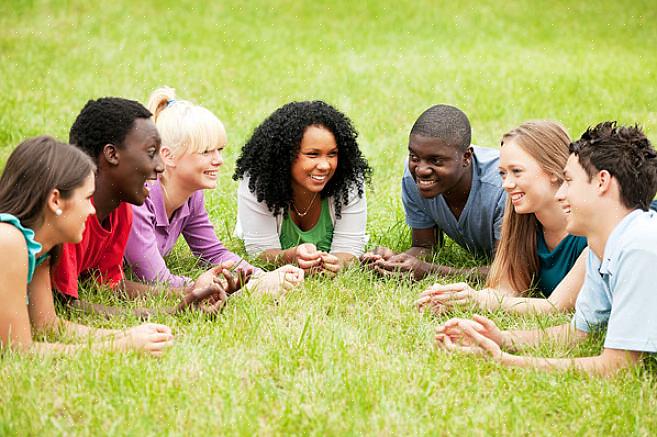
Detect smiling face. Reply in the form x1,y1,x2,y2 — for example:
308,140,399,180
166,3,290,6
556,154,597,236
115,118,164,205
290,125,338,195
58,172,96,243
408,134,470,199
172,144,225,191
499,139,560,215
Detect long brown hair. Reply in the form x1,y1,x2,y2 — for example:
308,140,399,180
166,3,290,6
0,135,95,231
486,121,571,293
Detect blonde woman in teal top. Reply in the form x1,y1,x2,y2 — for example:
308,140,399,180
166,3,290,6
418,121,588,316
0,136,173,355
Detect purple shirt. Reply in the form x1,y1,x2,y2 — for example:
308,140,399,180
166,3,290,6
125,180,258,288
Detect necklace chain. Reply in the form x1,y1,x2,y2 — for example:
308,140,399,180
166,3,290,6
291,192,318,217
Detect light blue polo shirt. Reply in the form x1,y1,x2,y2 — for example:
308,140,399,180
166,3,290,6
573,209,657,353
401,146,506,259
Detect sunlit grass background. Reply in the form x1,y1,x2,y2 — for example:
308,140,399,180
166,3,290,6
1,0,657,434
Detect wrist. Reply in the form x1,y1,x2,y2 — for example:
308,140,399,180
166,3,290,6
500,330,514,350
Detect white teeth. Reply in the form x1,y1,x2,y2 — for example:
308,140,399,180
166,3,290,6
418,180,435,186
311,175,326,181
511,193,524,201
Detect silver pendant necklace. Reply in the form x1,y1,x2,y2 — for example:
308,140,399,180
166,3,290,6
291,192,318,217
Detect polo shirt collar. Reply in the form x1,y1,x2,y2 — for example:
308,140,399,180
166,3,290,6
599,209,643,276
149,180,191,228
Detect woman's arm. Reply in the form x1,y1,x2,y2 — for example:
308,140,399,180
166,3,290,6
0,225,33,350
330,190,368,258
236,178,284,260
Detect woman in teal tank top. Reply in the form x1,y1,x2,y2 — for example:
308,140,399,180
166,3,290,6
418,121,588,316
0,136,173,355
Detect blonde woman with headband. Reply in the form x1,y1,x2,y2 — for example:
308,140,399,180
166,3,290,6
417,121,588,315
125,87,303,296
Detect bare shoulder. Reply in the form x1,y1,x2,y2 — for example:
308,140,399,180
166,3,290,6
0,222,28,253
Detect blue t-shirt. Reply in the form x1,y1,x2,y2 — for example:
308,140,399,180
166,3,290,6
535,229,587,296
573,209,657,353
401,146,506,259
0,213,43,284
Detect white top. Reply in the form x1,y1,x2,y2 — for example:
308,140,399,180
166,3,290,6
235,178,368,257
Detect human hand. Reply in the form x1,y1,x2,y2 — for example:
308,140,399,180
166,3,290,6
119,323,174,357
319,253,341,277
247,265,305,296
415,282,478,315
295,243,323,272
360,246,395,264
435,319,504,360
371,253,430,280
178,268,252,314
436,315,506,349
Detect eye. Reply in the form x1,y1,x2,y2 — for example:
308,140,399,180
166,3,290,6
431,158,442,166
148,148,157,158
409,153,419,162
305,152,319,157
328,151,338,157
498,170,507,179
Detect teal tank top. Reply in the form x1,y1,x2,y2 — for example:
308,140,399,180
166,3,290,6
535,227,587,296
279,198,334,252
0,213,44,284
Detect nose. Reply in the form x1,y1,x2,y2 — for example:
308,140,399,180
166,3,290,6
317,158,331,171
415,163,432,177
153,151,165,174
502,175,515,190
555,181,567,202
211,149,223,166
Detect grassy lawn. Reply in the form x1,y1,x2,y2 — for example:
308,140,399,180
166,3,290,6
2,0,657,434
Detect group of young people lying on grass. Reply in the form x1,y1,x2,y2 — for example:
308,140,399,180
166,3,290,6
1,89,656,377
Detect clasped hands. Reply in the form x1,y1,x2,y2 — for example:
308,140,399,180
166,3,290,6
360,246,431,280
295,243,341,276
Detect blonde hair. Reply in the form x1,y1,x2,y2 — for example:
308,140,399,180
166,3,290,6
147,87,226,158
486,121,571,293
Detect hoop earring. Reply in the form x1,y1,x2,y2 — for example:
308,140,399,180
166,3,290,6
55,208,63,216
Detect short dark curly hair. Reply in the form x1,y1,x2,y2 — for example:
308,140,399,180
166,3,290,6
570,121,657,210
69,97,152,160
233,101,371,217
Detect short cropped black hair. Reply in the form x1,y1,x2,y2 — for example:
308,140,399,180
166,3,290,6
233,100,371,217
69,97,152,160
410,104,471,151
570,121,657,210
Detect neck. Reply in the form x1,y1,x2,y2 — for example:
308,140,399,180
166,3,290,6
93,173,122,223
534,198,568,236
585,203,634,259
443,166,472,208
32,222,57,256
161,174,196,218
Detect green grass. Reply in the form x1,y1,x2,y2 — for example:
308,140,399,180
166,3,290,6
2,0,657,434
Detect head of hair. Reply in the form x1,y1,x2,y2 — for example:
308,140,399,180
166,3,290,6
0,136,95,231
147,86,226,159
233,100,371,217
487,121,571,293
569,121,657,210
69,97,152,160
410,104,472,151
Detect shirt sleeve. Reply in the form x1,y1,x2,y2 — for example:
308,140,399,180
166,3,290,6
401,170,436,230
604,248,657,352
236,178,282,257
124,204,193,288
51,242,80,299
493,192,506,243
182,192,259,273
572,251,609,333
330,190,368,257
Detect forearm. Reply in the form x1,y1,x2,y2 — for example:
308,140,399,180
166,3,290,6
502,323,585,351
427,264,489,279
119,279,166,299
259,248,298,266
59,318,121,338
476,289,560,315
499,351,641,376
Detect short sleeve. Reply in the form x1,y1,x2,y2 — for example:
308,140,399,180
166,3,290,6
52,243,80,298
604,248,657,352
572,251,609,333
401,170,435,230
493,193,506,243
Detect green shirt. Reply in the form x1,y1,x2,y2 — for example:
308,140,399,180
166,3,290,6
536,227,587,297
280,198,334,252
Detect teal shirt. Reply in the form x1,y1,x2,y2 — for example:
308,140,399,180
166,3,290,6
0,213,44,284
279,198,334,252
536,228,587,296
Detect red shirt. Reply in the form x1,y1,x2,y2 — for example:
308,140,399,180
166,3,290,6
52,202,132,298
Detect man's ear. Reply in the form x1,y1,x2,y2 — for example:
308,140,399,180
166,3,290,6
103,143,119,166
597,169,613,194
462,146,474,167
160,146,177,168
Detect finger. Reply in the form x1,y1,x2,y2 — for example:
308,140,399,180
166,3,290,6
297,257,322,269
220,269,239,294
472,314,496,330
371,264,403,278
461,325,499,355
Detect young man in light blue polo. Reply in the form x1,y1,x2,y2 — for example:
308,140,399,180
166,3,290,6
436,121,657,376
362,104,505,280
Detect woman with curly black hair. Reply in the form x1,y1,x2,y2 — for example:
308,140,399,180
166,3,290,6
234,101,371,275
